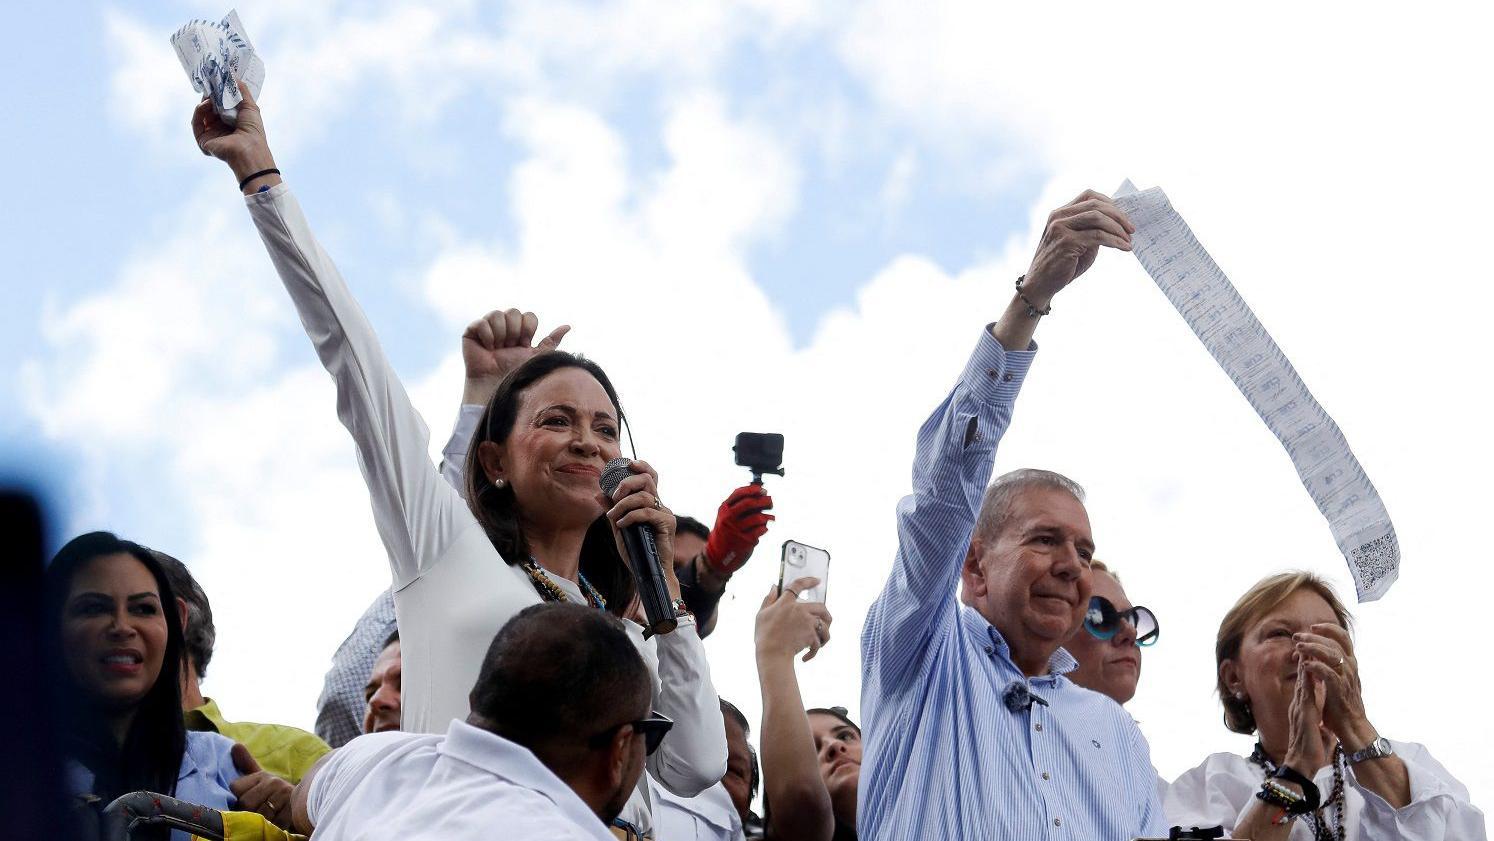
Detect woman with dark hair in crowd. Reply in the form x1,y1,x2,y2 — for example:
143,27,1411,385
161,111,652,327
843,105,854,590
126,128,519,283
191,85,725,833
1165,571,1485,840
753,579,857,841
47,532,242,834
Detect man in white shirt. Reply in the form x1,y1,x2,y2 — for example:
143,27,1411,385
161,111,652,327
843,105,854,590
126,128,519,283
651,699,757,841
290,602,672,841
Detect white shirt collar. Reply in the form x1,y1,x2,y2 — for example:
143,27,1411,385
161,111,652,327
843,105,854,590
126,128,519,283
438,720,610,837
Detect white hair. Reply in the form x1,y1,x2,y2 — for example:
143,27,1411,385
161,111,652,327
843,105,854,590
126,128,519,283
973,468,1086,543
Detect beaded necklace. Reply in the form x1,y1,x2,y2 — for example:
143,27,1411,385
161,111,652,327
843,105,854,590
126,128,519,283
1249,743,1346,841
521,561,607,610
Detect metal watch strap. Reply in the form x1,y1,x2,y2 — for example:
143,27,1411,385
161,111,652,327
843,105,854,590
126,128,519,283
1345,736,1394,764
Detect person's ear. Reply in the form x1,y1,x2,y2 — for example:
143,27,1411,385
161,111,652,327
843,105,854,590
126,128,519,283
1219,658,1244,698
607,725,635,790
176,597,190,629
960,538,988,603
477,440,507,484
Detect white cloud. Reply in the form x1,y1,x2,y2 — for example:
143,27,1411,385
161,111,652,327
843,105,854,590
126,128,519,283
36,0,1494,813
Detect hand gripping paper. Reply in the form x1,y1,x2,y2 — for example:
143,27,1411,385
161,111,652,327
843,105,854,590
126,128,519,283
1113,181,1398,601
170,10,264,126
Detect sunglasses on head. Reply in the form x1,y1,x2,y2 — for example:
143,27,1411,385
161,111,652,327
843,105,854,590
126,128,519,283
589,711,674,755
1083,596,1159,647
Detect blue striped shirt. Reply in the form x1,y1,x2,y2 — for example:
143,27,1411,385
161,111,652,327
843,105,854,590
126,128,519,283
858,329,1167,841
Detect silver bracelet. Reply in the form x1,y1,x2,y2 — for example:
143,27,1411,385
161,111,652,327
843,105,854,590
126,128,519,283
1015,275,1051,318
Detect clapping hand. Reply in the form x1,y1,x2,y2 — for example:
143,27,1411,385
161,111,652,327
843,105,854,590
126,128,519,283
1295,623,1374,749
461,309,571,404
1283,659,1331,775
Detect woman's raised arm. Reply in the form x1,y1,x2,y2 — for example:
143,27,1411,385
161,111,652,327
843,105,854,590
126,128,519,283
195,83,466,588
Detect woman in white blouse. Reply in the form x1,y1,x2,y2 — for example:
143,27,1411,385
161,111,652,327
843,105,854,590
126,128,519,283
191,85,726,832
1165,571,1485,840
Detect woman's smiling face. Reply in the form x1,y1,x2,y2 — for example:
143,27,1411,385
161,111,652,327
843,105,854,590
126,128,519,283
61,553,170,711
483,366,624,531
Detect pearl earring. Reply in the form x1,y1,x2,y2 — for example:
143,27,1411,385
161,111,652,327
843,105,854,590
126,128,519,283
494,479,506,489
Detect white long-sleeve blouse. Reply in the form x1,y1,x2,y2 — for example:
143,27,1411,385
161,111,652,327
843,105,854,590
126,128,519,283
1165,739,1486,840
243,184,727,810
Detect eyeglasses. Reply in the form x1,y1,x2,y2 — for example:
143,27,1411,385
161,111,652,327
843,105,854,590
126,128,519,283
588,711,674,755
1083,596,1159,647
610,818,645,841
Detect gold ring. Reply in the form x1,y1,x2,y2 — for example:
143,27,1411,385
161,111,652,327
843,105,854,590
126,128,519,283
654,497,663,510
1337,655,1345,667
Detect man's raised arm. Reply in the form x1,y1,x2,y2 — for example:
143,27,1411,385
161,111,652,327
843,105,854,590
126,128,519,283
860,189,1135,687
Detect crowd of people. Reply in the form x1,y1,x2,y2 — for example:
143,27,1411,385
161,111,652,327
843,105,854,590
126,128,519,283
40,82,1487,840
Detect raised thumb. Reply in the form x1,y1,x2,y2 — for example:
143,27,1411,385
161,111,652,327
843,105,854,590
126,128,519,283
231,742,262,775
538,324,571,350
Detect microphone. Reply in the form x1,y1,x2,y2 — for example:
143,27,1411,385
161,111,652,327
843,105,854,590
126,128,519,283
599,458,677,638
1001,680,1050,713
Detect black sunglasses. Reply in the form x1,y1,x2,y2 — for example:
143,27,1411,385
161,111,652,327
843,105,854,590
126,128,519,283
588,711,673,755
1083,596,1159,647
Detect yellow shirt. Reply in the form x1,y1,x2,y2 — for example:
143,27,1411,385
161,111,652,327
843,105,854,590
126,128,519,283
184,698,330,784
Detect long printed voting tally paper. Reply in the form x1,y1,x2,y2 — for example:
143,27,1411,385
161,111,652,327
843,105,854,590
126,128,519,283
171,10,264,126
1113,181,1399,602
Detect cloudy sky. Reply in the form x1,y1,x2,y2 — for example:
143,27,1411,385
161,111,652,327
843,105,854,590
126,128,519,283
6,0,1492,810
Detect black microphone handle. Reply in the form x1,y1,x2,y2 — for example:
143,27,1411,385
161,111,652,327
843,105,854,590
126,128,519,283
620,522,677,637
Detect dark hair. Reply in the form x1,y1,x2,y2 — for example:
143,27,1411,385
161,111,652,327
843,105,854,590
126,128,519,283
806,706,861,735
720,698,759,801
45,532,188,804
720,697,750,736
675,515,711,542
151,550,215,680
762,704,861,839
463,352,637,617
381,628,400,651
468,602,649,767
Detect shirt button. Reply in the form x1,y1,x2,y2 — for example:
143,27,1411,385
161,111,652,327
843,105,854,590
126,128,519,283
1035,723,1043,732
1041,772,1050,781
1002,372,1014,382
986,368,998,378
1054,818,1062,827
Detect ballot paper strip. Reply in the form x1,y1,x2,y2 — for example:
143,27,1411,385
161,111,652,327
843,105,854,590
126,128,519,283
1113,181,1399,602
170,9,264,126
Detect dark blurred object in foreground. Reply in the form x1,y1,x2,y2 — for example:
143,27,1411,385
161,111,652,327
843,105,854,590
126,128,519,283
1,490,64,841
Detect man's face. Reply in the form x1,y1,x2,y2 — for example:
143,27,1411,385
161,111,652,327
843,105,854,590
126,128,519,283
674,532,707,574
720,714,753,823
966,487,1094,650
808,712,861,822
601,704,652,826
1063,571,1141,705
362,640,402,734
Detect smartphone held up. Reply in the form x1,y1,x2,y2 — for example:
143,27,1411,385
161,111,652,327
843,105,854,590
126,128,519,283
778,540,830,603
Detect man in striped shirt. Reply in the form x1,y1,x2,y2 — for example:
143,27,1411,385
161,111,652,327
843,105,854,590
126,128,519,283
858,190,1168,840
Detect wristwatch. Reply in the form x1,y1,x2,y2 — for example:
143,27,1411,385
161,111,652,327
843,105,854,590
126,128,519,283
1345,736,1395,764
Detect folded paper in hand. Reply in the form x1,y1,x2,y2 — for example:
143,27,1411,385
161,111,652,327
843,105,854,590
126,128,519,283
1113,180,1400,602
170,9,264,126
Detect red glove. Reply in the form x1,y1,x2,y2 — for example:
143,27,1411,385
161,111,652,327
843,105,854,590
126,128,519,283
703,484,775,576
